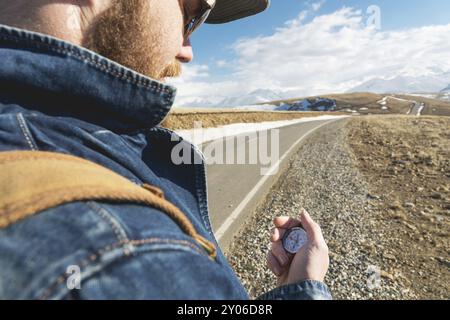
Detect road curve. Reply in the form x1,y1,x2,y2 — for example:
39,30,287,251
408,102,425,116
203,118,345,251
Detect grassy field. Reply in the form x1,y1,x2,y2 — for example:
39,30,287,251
161,110,342,130
163,92,450,130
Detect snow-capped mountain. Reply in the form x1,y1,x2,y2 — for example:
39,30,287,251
176,89,284,108
441,84,450,92
349,73,450,94
175,97,222,108
438,84,450,100
215,89,284,107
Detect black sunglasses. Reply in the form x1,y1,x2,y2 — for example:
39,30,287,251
183,0,216,38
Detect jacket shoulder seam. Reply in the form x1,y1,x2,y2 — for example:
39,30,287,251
84,201,130,244
16,113,38,150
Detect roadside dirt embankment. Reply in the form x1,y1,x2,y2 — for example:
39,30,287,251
227,116,449,299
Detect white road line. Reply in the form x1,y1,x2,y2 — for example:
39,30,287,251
417,103,425,116
214,119,340,241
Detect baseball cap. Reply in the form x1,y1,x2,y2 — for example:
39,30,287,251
206,0,270,24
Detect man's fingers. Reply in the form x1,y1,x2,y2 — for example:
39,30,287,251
270,227,286,242
267,251,282,276
273,209,326,245
273,216,301,230
271,241,291,267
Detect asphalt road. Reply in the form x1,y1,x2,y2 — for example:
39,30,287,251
203,118,344,251
408,101,425,116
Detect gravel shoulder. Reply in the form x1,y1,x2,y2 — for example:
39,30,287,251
225,116,449,300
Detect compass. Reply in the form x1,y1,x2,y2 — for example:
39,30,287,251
282,227,308,254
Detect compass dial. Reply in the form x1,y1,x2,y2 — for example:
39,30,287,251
282,227,308,254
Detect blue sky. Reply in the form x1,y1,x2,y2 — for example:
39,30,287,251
172,0,450,106
191,0,450,76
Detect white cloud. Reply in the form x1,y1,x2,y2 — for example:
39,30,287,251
173,7,450,107
176,64,210,82
215,60,228,68
311,0,325,12
169,65,243,107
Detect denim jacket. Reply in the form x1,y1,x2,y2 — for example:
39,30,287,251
0,24,332,300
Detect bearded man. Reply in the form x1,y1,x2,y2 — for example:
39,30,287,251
0,0,331,300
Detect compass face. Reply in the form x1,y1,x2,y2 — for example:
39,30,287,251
282,227,308,254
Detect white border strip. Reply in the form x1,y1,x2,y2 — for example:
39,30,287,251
214,119,339,241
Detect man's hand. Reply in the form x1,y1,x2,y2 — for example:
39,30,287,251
267,209,329,287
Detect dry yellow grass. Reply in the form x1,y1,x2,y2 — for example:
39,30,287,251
161,110,342,130
162,93,450,130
